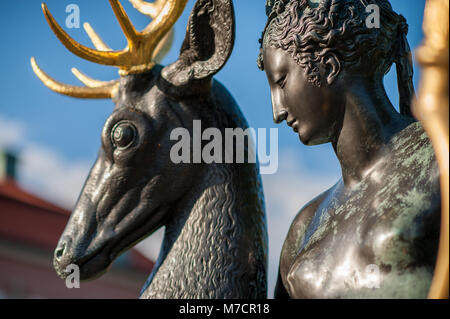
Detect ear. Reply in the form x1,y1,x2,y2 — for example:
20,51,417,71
325,53,341,86
162,0,235,88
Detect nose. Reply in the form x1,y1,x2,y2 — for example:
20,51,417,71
271,90,288,124
54,236,72,263
273,110,288,124
53,237,74,278
54,241,66,261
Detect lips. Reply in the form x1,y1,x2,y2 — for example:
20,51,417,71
287,119,299,133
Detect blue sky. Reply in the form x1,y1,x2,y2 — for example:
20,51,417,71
1,0,427,298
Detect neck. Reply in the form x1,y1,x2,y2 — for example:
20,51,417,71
333,77,412,187
140,163,267,299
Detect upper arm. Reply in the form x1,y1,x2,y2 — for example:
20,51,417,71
274,267,290,299
278,190,330,294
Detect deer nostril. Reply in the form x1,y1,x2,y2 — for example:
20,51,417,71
55,242,66,260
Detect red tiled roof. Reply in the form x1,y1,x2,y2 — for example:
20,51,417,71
0,178,69,216
0,178,154,273
0,179,71,249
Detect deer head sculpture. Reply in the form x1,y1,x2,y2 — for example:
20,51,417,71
31,0,268,298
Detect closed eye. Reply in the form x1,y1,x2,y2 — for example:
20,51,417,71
276,75,287,89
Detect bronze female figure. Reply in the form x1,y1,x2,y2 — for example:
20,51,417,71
259,0,441,298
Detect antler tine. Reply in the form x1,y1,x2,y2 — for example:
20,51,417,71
83,23,113,52
35,0,187,94
142,0,188,38
71,68,118,88
129,0,166,19
31,57,118,99
108,0,139,46
41,1,139,73
41,3,124,67
128,0,175,63
152,29,174,62
32,0,187,100
126,0,188,73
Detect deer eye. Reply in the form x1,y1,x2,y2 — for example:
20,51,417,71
111,121,136,149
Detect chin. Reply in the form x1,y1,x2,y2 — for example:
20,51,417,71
78,254,112,281
299,129,330,146
298,133,310,145
54,251,112,281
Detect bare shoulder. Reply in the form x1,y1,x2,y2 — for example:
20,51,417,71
279,185,336,277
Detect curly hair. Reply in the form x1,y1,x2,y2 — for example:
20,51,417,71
258,0,415,116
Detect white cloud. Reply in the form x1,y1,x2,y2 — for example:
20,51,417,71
0,115,26,148
0,115,91,209
135,228,165,262
19,145,91,209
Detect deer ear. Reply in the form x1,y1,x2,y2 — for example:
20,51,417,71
162,0,235,88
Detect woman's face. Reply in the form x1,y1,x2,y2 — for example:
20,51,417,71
263,45,345,145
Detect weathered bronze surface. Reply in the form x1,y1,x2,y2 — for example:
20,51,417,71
259,0,441,298
32,0,268,299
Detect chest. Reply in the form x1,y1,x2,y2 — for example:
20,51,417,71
283,138,441,298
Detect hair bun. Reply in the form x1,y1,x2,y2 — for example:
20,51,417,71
266,0,290,18
265,0,276,16
398,15,409,35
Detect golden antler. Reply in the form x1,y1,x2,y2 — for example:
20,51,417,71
130,0,175,63
31,0,187,99
30,57,119,99
130,0,167,18
83,22,113,52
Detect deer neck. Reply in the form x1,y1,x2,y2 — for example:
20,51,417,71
140,162,266,299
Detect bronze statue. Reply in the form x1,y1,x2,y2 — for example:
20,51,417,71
258,0,441,298
31,0,268,298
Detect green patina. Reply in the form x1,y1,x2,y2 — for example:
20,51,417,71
285,121,440,298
